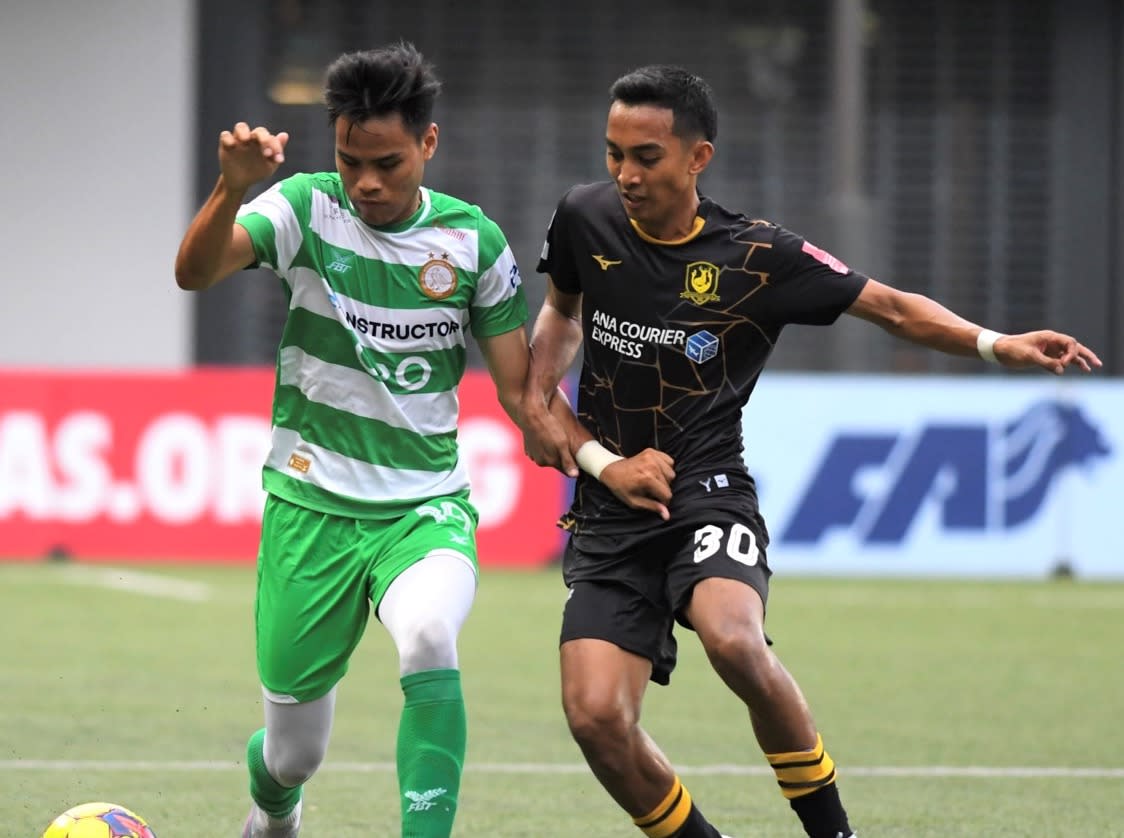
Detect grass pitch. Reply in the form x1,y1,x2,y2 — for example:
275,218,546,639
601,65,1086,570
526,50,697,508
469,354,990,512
3,562,1122,836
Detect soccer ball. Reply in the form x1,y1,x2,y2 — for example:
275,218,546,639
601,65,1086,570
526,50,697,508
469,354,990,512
41,802,157,838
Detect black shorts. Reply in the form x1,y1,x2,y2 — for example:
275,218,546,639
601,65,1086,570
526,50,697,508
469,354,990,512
559,478,772,685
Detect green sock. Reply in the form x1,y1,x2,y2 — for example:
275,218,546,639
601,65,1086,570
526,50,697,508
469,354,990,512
397,669,467,837
246,728,302,818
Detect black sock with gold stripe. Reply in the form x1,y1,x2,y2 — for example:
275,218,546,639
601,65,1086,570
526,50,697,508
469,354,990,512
765,733,853,838
632,776,723,838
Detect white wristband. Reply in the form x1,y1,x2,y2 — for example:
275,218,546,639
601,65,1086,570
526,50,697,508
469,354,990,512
976,329,1005,364
575,440,624,481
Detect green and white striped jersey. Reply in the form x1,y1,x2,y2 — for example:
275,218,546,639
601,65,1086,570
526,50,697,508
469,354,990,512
235,172,527,520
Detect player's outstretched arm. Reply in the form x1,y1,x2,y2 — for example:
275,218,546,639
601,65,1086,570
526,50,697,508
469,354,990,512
846,279,1102,375
174,123,289,291
983,329,1101,374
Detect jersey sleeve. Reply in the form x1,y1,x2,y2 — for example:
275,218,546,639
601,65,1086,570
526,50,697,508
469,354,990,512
535,188,581,294
761,227,870,325
470,216,528,337
234,176,310,276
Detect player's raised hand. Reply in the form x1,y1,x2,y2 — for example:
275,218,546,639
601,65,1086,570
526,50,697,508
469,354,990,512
601,448,676,521
994,330,1102,375
218,122,290,192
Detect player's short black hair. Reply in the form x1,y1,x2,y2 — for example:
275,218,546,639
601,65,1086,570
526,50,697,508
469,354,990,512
609,65,718,143
323,41,441,137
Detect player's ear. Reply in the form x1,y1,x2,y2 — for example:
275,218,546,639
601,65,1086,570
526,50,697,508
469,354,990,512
422,123,439,160
688,140,714,175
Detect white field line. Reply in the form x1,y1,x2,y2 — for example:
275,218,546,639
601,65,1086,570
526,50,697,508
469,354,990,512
11,568,1122,610
54,565,212,602
1,760,1121,779
6,566,1121,609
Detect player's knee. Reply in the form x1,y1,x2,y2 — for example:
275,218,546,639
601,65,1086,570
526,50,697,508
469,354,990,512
704,625,773,689
397,615,459,675
267,739,327,787
562,689,636,749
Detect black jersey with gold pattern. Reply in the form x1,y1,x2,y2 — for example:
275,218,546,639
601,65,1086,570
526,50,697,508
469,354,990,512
537,181,869,534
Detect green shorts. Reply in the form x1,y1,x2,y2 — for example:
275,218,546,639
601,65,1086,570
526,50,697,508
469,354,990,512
254,493,479,702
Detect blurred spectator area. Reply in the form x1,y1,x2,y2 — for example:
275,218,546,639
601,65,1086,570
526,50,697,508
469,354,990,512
192,0,1122,375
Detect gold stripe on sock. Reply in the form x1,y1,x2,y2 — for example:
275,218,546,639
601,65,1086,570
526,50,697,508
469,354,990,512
766,733,838,800
633,777,693,838
766,733,824,768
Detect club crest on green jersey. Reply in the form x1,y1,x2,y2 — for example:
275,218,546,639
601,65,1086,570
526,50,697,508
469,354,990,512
680,261,721,304
419,254,458,300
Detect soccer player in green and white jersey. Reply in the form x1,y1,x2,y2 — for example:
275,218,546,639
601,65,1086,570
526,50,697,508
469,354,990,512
175,42,565,838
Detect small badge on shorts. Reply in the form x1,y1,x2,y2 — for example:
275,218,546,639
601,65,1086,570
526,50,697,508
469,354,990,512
288,453,312,474
419,253,458,300
698,473,730,493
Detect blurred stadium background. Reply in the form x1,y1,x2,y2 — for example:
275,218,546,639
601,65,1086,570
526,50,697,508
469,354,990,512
3,0,1120,373
195,0,1122,375
2,1,1122,835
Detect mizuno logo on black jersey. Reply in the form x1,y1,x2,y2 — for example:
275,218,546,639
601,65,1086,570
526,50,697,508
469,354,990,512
591,254,622,270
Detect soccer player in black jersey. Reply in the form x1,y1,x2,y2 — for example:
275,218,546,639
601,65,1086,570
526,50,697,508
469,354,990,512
518,64,1102,838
